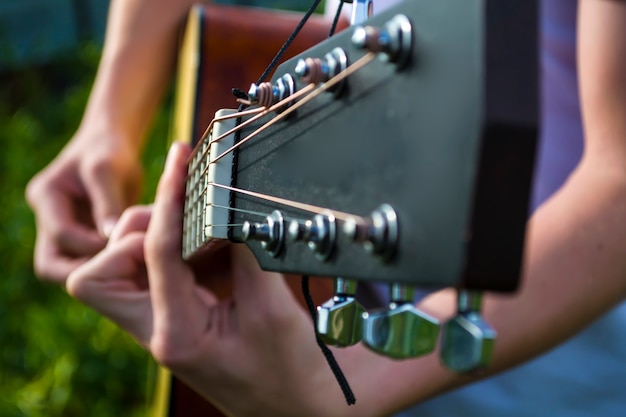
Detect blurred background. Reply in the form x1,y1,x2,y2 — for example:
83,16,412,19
0,0,323,415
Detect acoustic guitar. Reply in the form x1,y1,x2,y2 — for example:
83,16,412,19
154,0,538,415
153,4,347,416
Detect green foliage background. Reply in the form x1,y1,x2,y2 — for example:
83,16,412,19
0,2,328,415
0,43,169,416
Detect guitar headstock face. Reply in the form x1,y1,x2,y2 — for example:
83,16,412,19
188,0,538,293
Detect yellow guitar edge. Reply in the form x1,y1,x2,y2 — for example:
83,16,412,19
169,4,203,148
152,367,173,417
152,5,203,417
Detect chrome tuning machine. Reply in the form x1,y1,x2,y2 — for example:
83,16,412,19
288,212,337,261
351,13,413,69
316,277,365,347
294,47,348,94
344,0,374,26
362,283,440,359
241,210,285,258
247,73,296,110
344,204,398,261
440,290,496,373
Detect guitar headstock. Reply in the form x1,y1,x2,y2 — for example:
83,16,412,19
183,0,538,367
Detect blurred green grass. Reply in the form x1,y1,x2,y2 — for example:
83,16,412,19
0,3,329,415
0,42,169,417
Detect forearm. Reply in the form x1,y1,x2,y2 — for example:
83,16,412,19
483,162,626,370
79,0,200,148
336,2,626,414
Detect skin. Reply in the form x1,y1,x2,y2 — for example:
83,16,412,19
45,0,626,415
25,0,199,282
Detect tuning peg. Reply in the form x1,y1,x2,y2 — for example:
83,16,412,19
247,74,295,109
241,210,285,258
346,0,373,26
288,212,337,261
294,48,348,93
343,204,398,261
351,14,413,69
362,283,439,359
316,277,365,347
440,290,496,373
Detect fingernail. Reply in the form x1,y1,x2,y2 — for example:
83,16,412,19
165,142,183,171
101,217,118,238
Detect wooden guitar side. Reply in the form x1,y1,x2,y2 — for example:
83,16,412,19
154,4,347,416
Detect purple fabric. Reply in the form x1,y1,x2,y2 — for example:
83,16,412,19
396,1,626,416
532,0,583,210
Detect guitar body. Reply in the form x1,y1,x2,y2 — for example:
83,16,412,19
154,4,347,416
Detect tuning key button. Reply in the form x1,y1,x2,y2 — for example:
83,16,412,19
241,210,285,257
295,48,348,94
352,14,413,69
347,0,374,26
316,277,365,347
362,284,440,359
247,73,296,110
440,291,496,373
344,204,398,261
288,212,336,261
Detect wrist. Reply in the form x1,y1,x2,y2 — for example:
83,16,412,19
71,119,144,161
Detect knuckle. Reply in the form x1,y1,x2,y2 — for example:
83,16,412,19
144,233,176,265
33,259,53,282
33,258,66,284
150,335,192,370
65,271,86,299
25,173,48,207
83,154,114,180
117,205,147,229
47,222,69,244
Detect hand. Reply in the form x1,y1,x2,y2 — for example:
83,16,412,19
67,142,351,417
26,127,142,283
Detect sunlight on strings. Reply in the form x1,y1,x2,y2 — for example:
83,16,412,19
211,52,376,164
209,182,365,224
187,51,377,233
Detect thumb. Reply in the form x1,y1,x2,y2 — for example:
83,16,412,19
83,160,127,237
231,245,299,318
145,142,209,336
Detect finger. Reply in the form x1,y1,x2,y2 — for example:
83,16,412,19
33,188,106,256
109,205,152,244
145,143,214,339
82,158,127,237
67,233,154,347
146,142,189,264
33,233,90,283
230,245,297,318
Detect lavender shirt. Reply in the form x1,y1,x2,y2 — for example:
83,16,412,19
397,1,626,415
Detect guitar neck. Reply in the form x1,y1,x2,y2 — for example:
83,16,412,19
156,4,344,417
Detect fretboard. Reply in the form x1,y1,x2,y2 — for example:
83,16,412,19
182,109,237,259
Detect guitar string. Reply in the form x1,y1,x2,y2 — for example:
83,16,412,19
183,202,268,220
188,51,375,179
211,52,376,164
199,107,265,146
186,0,357,406
207,83,316,147
208,182,365,224
209,203,268,218
203,223,246,228
186,107,268,174
185,53,377,232
192,83,317,182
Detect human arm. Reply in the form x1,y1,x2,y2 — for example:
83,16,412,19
65,1,626,416
369,0,626,410
26,0,200,282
